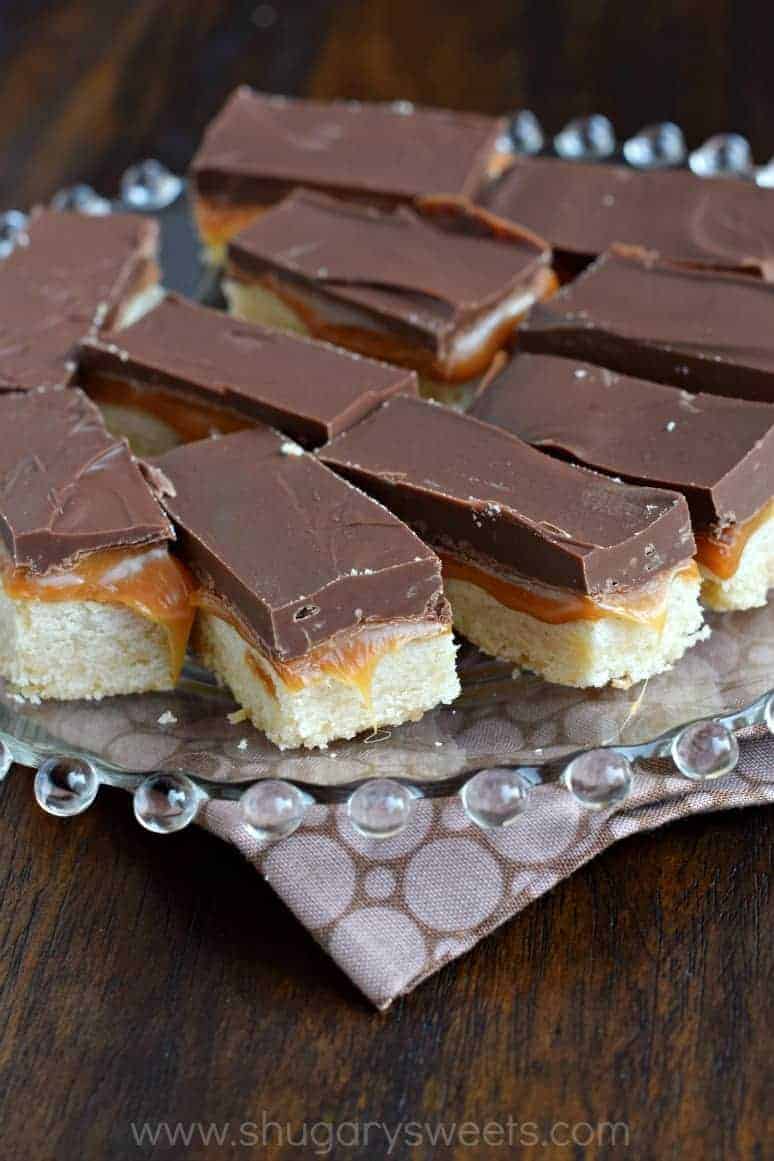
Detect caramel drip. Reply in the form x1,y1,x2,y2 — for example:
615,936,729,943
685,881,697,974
194,591,443,707
440,553,698,629
245,639,385,704
273,629,397,704
245,652,278,700
3,547,195,681
84,372,252,444
268,622,445,706
247,265,558,383
695,498,773,580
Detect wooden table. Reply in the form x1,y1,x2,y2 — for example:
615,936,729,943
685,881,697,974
0,765,770,1158
0,5,772,1156
1,0,773,208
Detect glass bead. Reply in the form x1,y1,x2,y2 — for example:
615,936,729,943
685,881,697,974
0,209,28,258
688,133,753,178
504,109,545,155
239,779,307,842
765,693,774,734
34,757,100,817
460,767,529,829
133,772,202,833
562,749,633,810
623,122,686,168
50,184,111,215
671,721,739,780
120,160,183,211
554,114,616,160
347,779,415,839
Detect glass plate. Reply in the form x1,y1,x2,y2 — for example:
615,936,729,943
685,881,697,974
2,605,772,789
1,197,772,797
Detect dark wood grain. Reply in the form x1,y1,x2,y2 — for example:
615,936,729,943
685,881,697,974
2,1,774,207
0,767,771,1159
0,5,772,1157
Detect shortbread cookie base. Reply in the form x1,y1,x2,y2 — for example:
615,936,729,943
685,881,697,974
203,240,229,267
97,401,183,458
445,571,708,689
0,586,174,700
194,612,460,750
700,510,774,612
224,277,311,336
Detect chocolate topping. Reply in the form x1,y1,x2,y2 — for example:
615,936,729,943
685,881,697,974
0,210,159,392
191,87,504,207
471,354,774,530
0,389,172,573
78,294,416,447
519,247,774,404
482,157,774,276
320,396,695,596
156,427,447,661
227,191,551,353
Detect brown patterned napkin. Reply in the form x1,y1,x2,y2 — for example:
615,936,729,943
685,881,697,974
200,727,773,1010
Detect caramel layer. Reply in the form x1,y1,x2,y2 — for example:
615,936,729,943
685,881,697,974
3,546,196,681
84,371,252,444
272,621,444,706
695,498,774,580
193,151,514,249
441,553,698,629
245,652,278,699
192,196,267,250
194,592,446,707
238,266,558,383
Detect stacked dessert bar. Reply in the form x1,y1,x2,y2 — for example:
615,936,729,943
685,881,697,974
222,191,556,404
189,88,511,262
1,88,771,749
